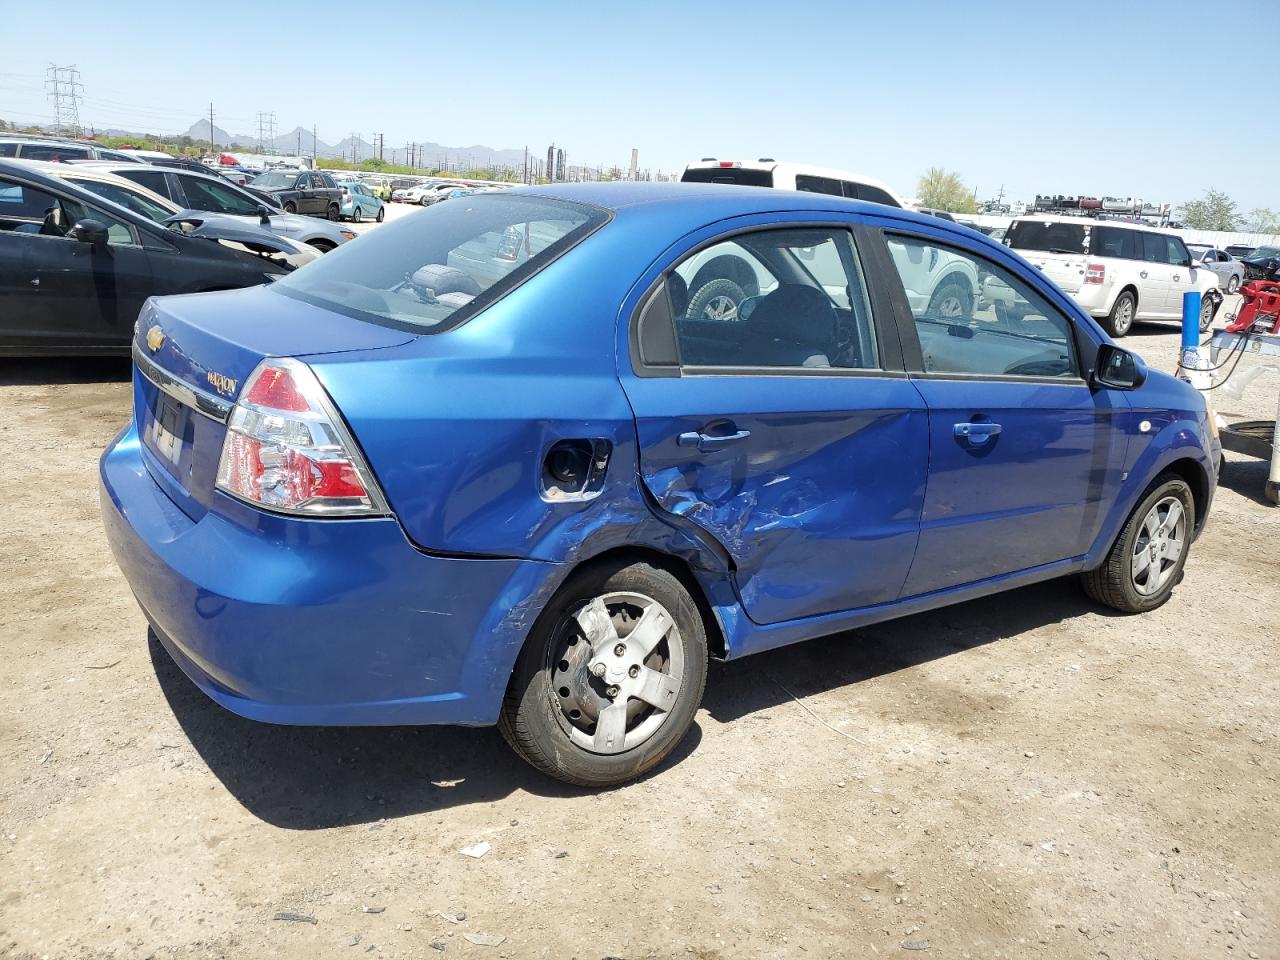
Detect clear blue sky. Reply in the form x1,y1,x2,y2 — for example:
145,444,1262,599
1,0,1276,208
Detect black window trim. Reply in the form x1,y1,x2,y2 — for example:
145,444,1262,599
873,226,1092,386
628,219,909,380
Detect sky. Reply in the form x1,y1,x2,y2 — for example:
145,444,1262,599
1,0,1277,209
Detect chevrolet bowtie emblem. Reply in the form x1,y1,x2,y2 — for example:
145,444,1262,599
145,325,166,352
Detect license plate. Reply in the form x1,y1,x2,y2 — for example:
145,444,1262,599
148,395,184,468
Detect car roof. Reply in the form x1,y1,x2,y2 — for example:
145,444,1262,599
0,157,168,228
4,158,181,212
1011,213,1172,235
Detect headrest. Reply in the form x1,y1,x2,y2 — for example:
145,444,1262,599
411,264,482,298
749,285,836,348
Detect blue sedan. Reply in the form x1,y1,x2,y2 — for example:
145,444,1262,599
338,181,385,223
100,184,1218,786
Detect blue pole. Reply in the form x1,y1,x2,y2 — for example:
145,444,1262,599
1181,291,1202,350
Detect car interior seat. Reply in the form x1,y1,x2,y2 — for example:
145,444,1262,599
739,284,837,367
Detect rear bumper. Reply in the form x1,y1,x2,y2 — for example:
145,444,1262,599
100,423,560,726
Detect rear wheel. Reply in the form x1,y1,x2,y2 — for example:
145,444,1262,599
927,277,973,319
326,203,340,221
1198,294,1216,332
1102,290,1136,337
307,240,335,253
500,560,708,787
686,278,745,321
352,206,363,223
283,201,297,214
1081,475,1194,613
376,206,385,222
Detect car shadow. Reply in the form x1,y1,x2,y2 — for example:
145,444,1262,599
0,357,132,386
151,577,1110,828
147,629,701,829
1218,455,1275,507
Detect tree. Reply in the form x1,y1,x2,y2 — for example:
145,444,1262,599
1178,189,1238,231
1244,207,1280,234
916,167,978,214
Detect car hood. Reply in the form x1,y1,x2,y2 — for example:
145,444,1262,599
162,211,318,268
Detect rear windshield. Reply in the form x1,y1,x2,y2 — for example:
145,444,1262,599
681,166,773,187
271,193,608,333
1006,220,1088,255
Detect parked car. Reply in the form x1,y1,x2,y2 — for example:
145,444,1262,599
1186,243,1243,294
0,135,143,163
80,162,356,251
1241,245,1280,281
248,170,344,218
0,159,303,356
916,206,958,222
1226,244,1257,261
100,183,1218,786
389,178,421,201
339,182,385,222
1004,216,1222,336
404,181,465,206
681,158,902,207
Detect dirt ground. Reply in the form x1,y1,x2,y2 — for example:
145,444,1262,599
1,293,1277,959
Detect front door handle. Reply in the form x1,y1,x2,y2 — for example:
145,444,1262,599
954,421,1003,445
678,428,751,452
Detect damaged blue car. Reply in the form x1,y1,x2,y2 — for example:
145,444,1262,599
101,183,1217,785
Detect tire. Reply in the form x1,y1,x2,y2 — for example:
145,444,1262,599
307,240,335,253
283,201,297,214
927,277,973,319
376,206,385,222
499,559,709,787
686,278,746,321
352,206,363,223
1198,294,1216,333
1227,274,1240,295
1081,475,1195,613
1102,290,1136,337
326,203,340,221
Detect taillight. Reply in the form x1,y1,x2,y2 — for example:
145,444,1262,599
1085,263,1106,284
718,161,741,168
215,358,388,517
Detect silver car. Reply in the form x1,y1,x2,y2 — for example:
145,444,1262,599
1186,243,1243,294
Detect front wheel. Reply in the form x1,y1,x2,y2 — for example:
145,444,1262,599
1102,290,1136,337
1081,475,1194,613
352,206,363,223
1198,293,1217,332
500,560,708,787
283,201,297,214
927,277,973,319
686,278,745,321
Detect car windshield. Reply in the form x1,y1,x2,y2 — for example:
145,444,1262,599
1251,246,1280,258
251,172,297,188
1006,220,1088,254
271,194,609,333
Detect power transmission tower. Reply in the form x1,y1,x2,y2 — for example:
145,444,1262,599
46,64,84,135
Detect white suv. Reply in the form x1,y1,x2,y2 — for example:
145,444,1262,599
681,159,902,207
1002,216,1222,337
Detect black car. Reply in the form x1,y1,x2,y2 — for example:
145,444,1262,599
1226,244,1257,261
0,159,298,356
1241,245,1280,282
245,170,344,218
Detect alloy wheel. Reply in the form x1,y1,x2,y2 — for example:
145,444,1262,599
702,295,738,321
1114,297,1134,335
548,592,684,755
1131,496,1185,596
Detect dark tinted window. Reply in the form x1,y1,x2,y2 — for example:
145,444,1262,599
1092,226,1139,260
795,174,843,197
319,174,336,188
117,169,172,200
176,175,261,216
855,184,900,207
679,166,773,187
1140,233,1165,263
1166,236,1191,266
19,143,91,161
1006,220,1088,254
0,143,17,157
0,177,61,219
68,178,172,221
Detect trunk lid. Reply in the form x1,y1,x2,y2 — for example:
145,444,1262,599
133,284,414,520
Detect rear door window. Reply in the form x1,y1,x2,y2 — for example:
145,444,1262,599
1006,220,1088,254
853,184,899,207
116,168,173,201
19,143,92,161
1141,233,1167,263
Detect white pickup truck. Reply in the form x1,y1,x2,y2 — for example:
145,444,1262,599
999,216,1221,337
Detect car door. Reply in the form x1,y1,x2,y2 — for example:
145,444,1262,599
874,227,1128,596
622,219,930,626
1137,232,1175,317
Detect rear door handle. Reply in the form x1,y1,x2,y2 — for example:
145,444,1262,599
954,422,1002,445
678,428,751,452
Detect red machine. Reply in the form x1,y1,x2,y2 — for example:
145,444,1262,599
1226,280,1280,335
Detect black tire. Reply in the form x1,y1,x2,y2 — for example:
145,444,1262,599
689,255,759,301
326,203,340,221
686,278,746,321
1227,274,1240,295
1081,475,1195,613
1102,290,1136,337
307,240,335,253
283,201,297,214
499,559,708,787
1198,293,1216,333
352,206,363,223
927,277,973,319
376,206,385,222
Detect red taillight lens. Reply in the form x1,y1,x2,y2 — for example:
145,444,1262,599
718,161,741,168
1085,263,1105,284
215,359,388,517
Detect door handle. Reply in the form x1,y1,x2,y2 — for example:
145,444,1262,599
954,421,1002,445
678,428,751,452
1139,270,1149,279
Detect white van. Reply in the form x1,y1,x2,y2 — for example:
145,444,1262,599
1003,216,1222,337
680,159,903,208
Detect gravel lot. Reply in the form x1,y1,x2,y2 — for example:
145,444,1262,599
1,211,1277,959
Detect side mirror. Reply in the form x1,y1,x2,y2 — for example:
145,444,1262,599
1092,343,1147,391
69,218,109,248
257,204,272,225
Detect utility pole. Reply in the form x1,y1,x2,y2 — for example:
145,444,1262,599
312,124,317,163
209,102,216,153
374,133,384,161
45,64,84,136
350,132,360,162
